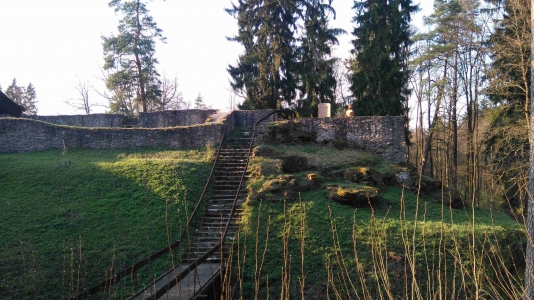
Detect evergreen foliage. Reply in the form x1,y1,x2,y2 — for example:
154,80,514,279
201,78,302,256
349,0,418,116
485,0,531,109
226,0,342,115
102,0,166,116
5,78,38,115
194,93,207,109
227,0,299,110
483,0,531,217
295,0,345,117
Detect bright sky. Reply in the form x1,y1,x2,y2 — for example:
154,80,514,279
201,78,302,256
0,0,433,116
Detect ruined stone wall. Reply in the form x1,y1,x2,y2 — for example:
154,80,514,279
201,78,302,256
266,117,406,162
27,110,219,128
0,112,405,160
30,114,124,128
138,109,218,128
0,118,224,153
233,110,276,133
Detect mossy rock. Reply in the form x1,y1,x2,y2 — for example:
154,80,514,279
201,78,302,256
294,173,324,192
282,155,309,173
253,175,298,202
431,187,464,209
253,173,324,202
333,138,348,150
418,175,442,193
248,158,281,177
266,121,316,143
392,165,442,194
252,145,283,158
327,184,380,208
337,167,384,187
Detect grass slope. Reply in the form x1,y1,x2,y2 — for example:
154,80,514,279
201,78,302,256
0,142,526,299
0,148,212,299
227,143,525,299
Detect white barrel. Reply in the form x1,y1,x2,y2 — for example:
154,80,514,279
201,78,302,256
318,103,331,118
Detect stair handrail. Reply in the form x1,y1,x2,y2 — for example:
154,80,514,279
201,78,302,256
219,110,279,240
71,122,230,300
146,110,279,298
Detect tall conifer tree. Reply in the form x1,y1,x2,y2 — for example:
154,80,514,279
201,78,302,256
227,0,299,109
295,0,345,117
102,0,165,115
349,0,418,116
5,78,38,115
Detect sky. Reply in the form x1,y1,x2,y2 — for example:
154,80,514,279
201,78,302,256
0,0,433,116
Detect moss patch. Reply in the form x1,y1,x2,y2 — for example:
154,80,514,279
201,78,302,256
327,184,380,207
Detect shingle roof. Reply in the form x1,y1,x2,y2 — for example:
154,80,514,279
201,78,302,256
0,91,25,117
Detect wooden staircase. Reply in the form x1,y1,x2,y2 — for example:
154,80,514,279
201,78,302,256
129,133,252,300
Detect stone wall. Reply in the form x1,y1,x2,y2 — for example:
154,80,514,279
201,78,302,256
0,112,405,160
27,110,219,128
266,117,406,162
138,109,218,128
30,114,124,128
233,110,276,133
0,118,224,153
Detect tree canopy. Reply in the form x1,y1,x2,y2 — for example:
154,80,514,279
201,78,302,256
4,78,38,115
349,0,418,116
102,0,166,116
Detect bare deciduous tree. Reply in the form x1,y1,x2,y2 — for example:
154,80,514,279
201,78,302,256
157,75,187,110
65,78,91,114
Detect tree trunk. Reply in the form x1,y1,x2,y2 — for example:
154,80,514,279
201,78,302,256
525,0,534,297
452,51,458,188
134,0,147,113
422,59,448,175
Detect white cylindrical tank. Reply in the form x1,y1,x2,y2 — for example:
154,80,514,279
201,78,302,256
318,103,331,118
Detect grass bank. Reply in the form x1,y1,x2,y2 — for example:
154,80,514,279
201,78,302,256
0,148,212,299
223,142,525,299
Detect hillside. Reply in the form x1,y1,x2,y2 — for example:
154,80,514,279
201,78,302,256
0,148,212,299
0,142,526,299
225,141,525,299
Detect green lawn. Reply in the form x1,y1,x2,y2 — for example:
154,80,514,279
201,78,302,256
0,148,212,299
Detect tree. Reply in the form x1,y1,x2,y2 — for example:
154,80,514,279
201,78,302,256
158,75,187,110
194,93,207,109
348,0,418,116
102,0,165,116
294,0,345,117
5,78,38,115
65,78,91,114
525,0,534,297
227,0,299,110
485,0,531,122
483,0,530,213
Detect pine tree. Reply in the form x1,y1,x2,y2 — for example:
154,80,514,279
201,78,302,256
227,0,299,110
194,93,207,109
295,0,345,117
485,0,530,116
24,83,38,115
483,0,531,217
349,0,418,116
5,78,38,115
102,0,165,115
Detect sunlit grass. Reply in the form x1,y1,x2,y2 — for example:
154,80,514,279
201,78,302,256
0,148,211,298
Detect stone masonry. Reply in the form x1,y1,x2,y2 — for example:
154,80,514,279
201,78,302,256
267,117,406,162
0,118,224,153
0,111,405,159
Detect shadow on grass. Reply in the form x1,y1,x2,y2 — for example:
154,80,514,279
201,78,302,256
0,148,211,299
